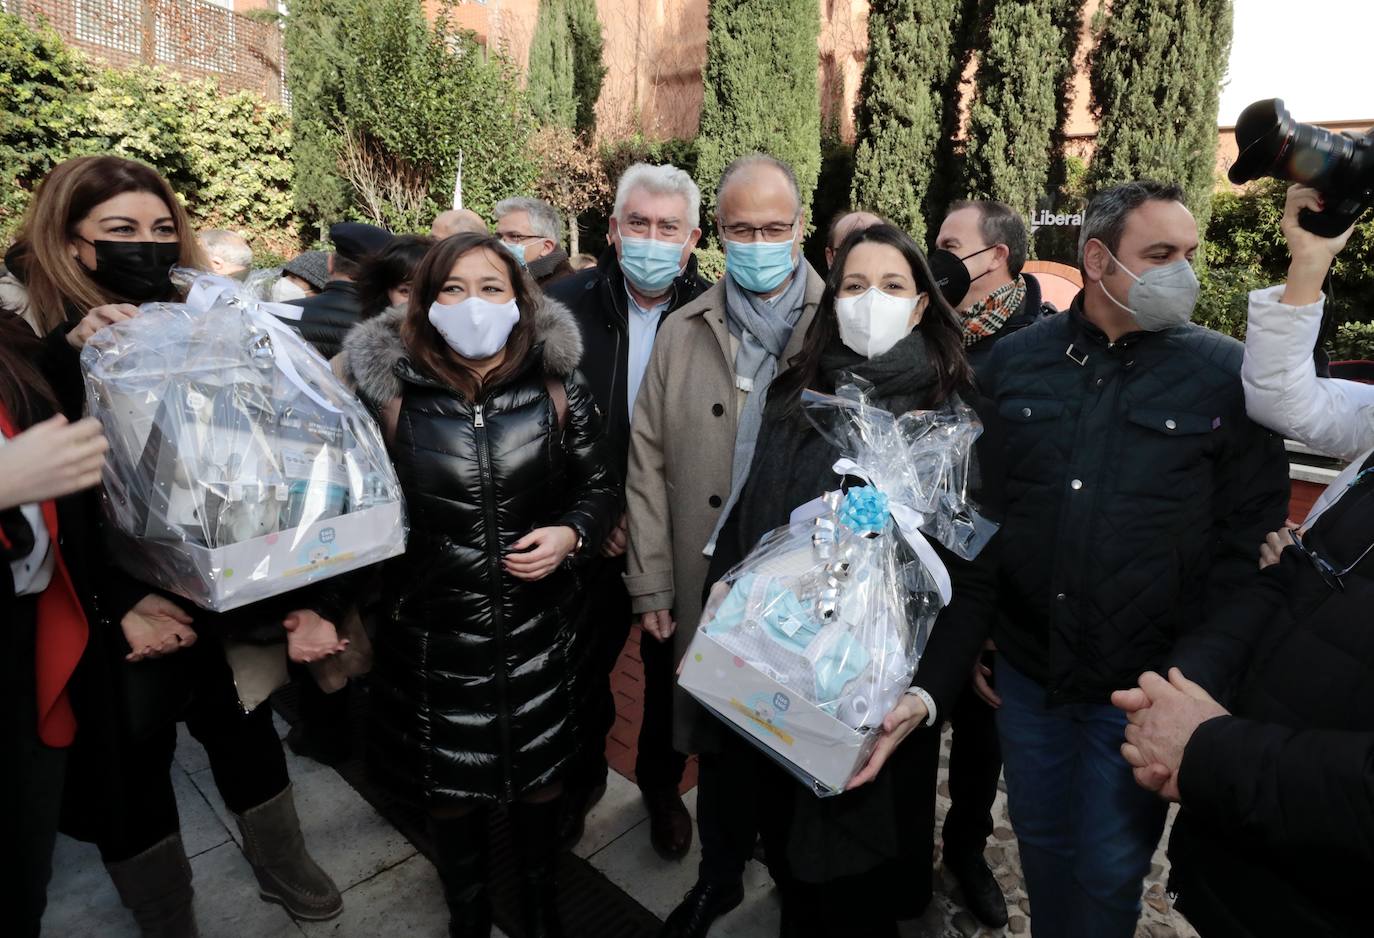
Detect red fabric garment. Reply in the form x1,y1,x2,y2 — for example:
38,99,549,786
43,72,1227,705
0,404,89,747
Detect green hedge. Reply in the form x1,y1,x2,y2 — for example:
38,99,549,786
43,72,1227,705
1,13,294,256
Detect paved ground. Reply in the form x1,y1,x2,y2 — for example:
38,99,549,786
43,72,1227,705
45,654,1199,938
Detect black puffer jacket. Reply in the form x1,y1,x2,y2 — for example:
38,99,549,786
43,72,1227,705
981,296,1290,703
1161,454,1374,938
546,246,713,478
342,298,619,806
281,280,364,360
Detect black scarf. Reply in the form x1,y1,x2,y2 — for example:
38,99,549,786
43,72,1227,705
815,328,941,415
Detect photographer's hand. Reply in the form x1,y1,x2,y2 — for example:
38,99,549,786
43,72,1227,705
1280,185,1357,307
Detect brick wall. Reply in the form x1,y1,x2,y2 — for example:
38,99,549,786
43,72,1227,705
6,0,286,102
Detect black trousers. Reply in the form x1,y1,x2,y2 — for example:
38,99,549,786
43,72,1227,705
4,595,67,938
694,731,778,887
97,640,290,863
941,666,1003,857
568,558,686,793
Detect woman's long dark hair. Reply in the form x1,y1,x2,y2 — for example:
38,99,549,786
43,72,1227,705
0,310,58,429
356,234,434,320
772,223,974,413
401,233,540,401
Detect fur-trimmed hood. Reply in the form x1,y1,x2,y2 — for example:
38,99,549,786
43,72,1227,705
338,294,583,407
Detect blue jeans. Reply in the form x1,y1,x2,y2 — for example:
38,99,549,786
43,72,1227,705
995,657,1168,938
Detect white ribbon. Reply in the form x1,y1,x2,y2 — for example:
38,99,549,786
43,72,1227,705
791,457,953,606
182,275,340,414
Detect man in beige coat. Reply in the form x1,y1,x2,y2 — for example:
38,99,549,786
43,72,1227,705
625,153,823,938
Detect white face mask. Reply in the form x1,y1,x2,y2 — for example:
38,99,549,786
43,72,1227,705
835,287,921,358
428,296,520,360
269,276,308,303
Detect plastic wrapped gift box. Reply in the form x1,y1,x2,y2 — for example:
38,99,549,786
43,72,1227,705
84,272,406,612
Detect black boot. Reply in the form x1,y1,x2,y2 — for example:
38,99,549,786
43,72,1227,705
511,799,565,938
944,848,1009,929
432,810,492,938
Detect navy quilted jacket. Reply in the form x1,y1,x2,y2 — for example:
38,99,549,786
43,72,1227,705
980,295,1290,704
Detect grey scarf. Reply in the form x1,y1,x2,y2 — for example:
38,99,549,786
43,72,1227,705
706,260,809,554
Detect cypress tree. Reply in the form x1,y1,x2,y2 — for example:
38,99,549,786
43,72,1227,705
851,0,981,243
963,0,1086,219
527,0,577,130
283,0,351,235
566,0,606,134
694,0,821,222
1084,0,1233,227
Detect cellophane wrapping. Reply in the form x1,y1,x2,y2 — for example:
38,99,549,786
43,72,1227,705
81,271,406,612
682,381,995,794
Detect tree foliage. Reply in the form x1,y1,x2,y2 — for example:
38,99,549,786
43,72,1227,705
531,125,611,253
1084,0,1233,229
0,14,293,255
851,0,979,242
283,0,350,234
527,0,577,130
0,14,92,231
695,0,821,224
336,0,538,231
527,0,605,134
567,0,606,134
963,0,1085,220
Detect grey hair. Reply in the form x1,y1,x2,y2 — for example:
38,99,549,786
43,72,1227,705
715,153,801,219
612,163,702,229
197,229,253,269
494,196,563,245
1077,181,1186,269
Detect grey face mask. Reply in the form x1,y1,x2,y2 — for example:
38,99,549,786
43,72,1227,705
1099,244,1201,332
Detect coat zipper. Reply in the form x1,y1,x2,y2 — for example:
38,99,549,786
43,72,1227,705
473,400,514,799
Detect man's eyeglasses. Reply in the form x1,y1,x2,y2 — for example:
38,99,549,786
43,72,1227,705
1290,465,1374,590
497,231,542,243
720,221,797,242
1290,531,1374,591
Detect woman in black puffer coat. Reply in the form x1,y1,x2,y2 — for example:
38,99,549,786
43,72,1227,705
340,232,618,938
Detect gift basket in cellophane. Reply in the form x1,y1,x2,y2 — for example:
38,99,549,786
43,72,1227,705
81,271,405,612
679,382,995,795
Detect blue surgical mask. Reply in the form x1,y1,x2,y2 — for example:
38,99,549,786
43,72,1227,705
619,235,686,295
724,231,798,294
500,240,529,268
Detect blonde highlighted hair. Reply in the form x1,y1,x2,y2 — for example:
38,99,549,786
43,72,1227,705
14,156,207,333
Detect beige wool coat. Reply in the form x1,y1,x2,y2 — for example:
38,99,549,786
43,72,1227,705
624,263,824,754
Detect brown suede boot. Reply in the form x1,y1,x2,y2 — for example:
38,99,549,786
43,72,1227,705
233,785,343,921
104,834,200,938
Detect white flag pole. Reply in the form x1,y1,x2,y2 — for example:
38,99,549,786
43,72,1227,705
452,151,464,211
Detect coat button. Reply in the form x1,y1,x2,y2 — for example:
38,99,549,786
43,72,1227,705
1165,419,1177,430
1021,407,1032,417
709,495,722,508
1070,479,1083,490
712,403,725,417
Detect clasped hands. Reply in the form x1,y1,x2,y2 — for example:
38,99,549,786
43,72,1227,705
121,596,348,665
1110,667,1229,802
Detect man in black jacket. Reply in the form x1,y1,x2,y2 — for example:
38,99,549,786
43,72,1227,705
929,199,1054,929
979,181,1290,938
279,222,392,360
546,163,712,861
1112,189,1373,938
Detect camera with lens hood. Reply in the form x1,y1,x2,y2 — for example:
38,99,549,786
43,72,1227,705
1230,99,1374,237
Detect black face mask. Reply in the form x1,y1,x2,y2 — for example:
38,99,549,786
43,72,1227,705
78,238,181,304
926,244,999,308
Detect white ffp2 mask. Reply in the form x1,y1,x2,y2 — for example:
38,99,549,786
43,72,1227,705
835,287,920,358
428,296,521,360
